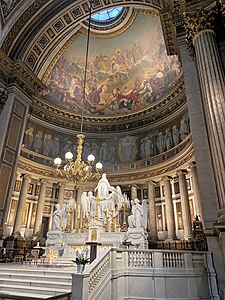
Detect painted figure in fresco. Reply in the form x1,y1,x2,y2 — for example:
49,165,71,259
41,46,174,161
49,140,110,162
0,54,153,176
118,135,137,162
43,134,53,156
82,142,91,162
91,143,100,162
140,138,146,159
33,130,43,153
180,117,190,141
100,143,108,163
106,147,116,164
63,140,73,158
52,137,60,158
145,136,154,158
164,128,173,151
156,132,164,154
172,125,180,146
24,127,34,149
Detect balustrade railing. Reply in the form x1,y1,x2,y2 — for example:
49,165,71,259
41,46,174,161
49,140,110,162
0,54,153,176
72,249,217,300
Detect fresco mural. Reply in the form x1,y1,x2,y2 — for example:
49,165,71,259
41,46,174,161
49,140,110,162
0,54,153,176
43,14,182,116
23,112,190,164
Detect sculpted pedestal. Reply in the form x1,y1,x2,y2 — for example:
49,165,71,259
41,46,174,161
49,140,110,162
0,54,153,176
126,227,148,249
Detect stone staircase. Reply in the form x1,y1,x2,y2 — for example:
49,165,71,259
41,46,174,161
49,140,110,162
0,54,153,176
0,262,75,299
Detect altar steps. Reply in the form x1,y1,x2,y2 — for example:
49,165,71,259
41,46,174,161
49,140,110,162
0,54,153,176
0,264,74,299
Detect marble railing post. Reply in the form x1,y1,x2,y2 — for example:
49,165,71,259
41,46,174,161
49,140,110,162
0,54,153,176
189,162,204,223
34,179,47,234
163,176,176,240
131,184,138,200
185,5,225,219
177,170,194,239
147,180,157,240
13,174,30,234
57,182,65,208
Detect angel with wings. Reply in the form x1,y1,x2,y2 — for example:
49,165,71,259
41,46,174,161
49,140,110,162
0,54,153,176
128,198,148,229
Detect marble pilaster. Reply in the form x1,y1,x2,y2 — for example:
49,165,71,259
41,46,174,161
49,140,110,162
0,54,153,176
177,170,194,239
13,174,30,234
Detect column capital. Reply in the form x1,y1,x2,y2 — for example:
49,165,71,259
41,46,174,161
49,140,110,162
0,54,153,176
162,176,173,181
176,169,188,177
40,178,48,184
184,3,223,46
21,173,31,180
189,161,196,169
146,180,156,186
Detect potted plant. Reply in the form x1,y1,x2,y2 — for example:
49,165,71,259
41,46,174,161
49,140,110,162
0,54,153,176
72,248,89,273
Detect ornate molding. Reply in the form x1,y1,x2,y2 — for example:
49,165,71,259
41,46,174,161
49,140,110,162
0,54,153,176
0,88,8,113
0,49,45,97
184,1,224,46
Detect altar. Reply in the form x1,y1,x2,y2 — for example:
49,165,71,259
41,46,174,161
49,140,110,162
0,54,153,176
45,173,148,260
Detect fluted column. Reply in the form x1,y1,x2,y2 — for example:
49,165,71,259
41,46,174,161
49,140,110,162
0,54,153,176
13,174,30,234
57,182,65,208
163,176,176,240
178,170,194,239
131,184,137,200
185,5,225,217
147,180,157,240
189,162,204,223
34,179,47,233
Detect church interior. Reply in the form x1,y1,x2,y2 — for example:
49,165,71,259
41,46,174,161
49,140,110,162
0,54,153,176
0,0,225,299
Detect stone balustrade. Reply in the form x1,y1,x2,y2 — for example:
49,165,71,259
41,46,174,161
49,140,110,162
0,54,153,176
71,248,219,300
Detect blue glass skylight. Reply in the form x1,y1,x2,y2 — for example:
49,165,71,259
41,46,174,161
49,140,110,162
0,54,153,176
91,7,123,22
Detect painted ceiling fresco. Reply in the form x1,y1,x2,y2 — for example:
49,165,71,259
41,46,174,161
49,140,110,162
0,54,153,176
43,13,182,116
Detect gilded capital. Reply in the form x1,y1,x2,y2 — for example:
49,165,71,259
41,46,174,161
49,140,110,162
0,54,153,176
184,3,223,45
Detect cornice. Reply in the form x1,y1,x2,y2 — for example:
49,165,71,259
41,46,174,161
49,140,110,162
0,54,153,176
0,49,45,96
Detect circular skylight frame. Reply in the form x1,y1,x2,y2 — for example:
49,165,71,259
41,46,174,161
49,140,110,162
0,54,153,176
90,7,125,27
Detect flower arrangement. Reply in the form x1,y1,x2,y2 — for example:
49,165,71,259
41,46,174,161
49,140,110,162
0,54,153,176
72,248,90,265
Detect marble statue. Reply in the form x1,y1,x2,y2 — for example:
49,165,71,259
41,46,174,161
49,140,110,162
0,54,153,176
95,173,113,200
128,199,148,229
81,192,89,219
52,204,61,230
61,204,69,231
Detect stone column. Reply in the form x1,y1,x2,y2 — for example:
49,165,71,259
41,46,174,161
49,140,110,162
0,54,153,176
57,182,65,208
189,162,204,223
178,170,194,239
131,184,137,200
185,5,225,219
147,180,157,240
13,174,30,234
75,184,84,231
163,176,176,240
34,179,47,234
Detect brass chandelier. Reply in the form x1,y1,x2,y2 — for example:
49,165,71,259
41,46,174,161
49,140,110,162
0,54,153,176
53,1,103,183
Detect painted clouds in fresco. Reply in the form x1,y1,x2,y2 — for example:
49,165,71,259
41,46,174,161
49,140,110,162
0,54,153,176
43,14,182,116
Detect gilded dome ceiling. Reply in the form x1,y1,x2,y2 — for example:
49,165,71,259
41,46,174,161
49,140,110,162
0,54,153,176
42,10,182,117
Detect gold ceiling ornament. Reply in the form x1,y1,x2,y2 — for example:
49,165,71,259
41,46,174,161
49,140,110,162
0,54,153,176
53,1,103,183
184,1,224,46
